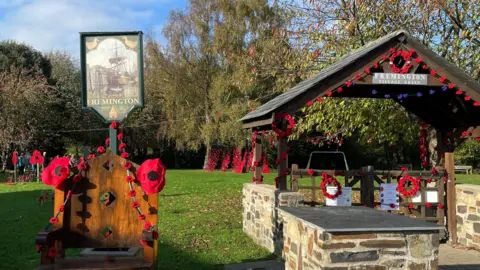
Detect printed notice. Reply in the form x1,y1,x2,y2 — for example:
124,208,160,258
380,183,399,211
325,187,352,206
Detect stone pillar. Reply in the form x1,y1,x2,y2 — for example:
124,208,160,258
455,184,480,248
242,183,304,254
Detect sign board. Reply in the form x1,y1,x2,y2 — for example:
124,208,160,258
372,73,428,85
80,31,144,122
326,187,352,206
380,183,399,211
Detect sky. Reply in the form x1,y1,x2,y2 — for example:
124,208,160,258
0,0,187,58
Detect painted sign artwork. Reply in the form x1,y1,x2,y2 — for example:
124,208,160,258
81,32,143,122
372,73,428,85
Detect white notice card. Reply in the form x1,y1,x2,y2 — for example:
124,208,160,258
380,183,399,211
325,187,352,206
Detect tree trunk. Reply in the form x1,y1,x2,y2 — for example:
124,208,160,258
428,128,443,167
203,144,211,170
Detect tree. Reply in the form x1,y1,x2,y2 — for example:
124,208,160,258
267,0,480,165
0,41,52,78
455,139,480,168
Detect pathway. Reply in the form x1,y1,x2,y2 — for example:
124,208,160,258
224,244,479,270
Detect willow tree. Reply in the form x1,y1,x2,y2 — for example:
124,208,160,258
152,0,289,168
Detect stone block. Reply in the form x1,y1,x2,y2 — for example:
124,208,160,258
467,214,479,222
466,233,472,240
291,242,298,255
407,234,432,258
431,233,439,246
458,205,467,214
313,250,322,261
350,266,387,270
474,223,480,233
322,267,348,270
379,250,406,256
359,239,405,248
320,242,356,249
407,262,426,270
331,233,376,240
430,259,438,270
457,215,464,225
287,220,300,242
329,251,379,263
474,235,480,243
458,237,467,246
375,233,404,238
384,259,405,268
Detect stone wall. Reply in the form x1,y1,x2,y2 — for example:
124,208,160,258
279,209,439,270
242,183,304,254
456,184,480,249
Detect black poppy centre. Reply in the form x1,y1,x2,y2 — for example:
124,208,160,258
147,171,159,181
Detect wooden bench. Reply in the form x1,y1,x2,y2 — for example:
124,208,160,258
454,165,473,175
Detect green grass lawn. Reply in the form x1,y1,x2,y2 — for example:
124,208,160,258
0,170,278,270
0,170,478,270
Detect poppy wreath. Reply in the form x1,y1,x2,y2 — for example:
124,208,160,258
136,159,166,194
397,175,420,198
271,112,295,137
30,150,45,165
320,172,342,200
388,48,414,74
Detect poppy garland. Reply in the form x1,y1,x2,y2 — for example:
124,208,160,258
320,172,342,200
110,121,160,247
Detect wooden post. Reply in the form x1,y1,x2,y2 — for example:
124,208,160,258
445,152,457,244
253,136,262,182
361,166,375,206
109,126,118,155
277,136,288,190
37,165,40,183
13,164,17,183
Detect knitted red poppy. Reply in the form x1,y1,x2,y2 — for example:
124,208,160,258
136,159,166,194
41,157,71,189
30,150,45,165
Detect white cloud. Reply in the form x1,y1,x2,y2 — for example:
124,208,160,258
0,0,168,57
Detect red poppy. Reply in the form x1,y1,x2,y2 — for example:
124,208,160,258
29,150,44,165
390,204,395,209
355,74,361,80
462,131,470,137
306,100,313,107
438,204,444,209
128,190,136,197
427,179,432,184
97,146,105,153
281,152,288,160
88,154,96,160
153,231,159,240
426,203,432,208
66,190,72,199
373,63,379,68
326,91,332,97
124,162,132,170
443,177,448,183
474,102,480,107
49,217,59,224
105,138,110,146
439,76,446,83
36,244,42,252
456,89,463,95
126,175,134,183
117,132,124,141
431,167,438,175
422,64,428,69
132,201,140,208
58,205,65,212
415,57,422,63
401,167,407,171
144,221,152,229
430,70,437,76
121,152,130,159
12,151,17,165
138,214,146,221
448,83,455,89
137,159,166,194
41,157,71,189
364,68,370,74
140,240,148,246
381,175,387,179
48,247,56,258
72,174,82,183
253,161,259,167
373,202,378,207
110,121,118,129
465,96,471,101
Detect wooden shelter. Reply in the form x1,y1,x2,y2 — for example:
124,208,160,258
240,30,480,244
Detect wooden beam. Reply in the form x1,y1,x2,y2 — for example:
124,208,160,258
277,136,288,190
253,137,262,182
445,152,457,244
242,114,274,129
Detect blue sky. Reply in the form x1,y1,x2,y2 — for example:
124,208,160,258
0,0,187,57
